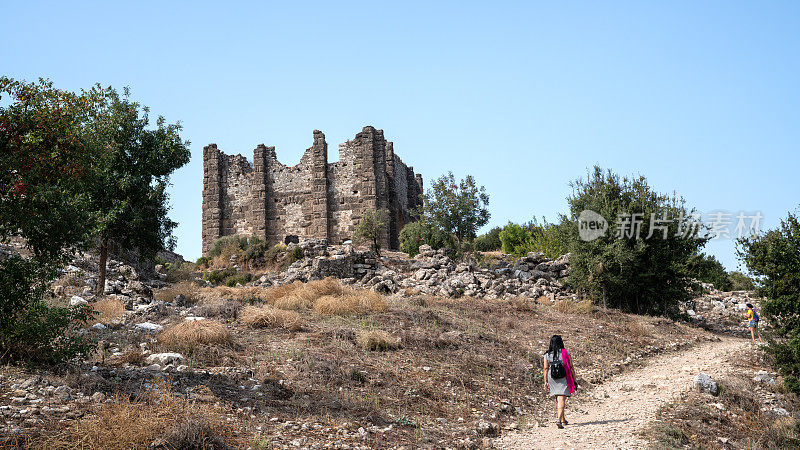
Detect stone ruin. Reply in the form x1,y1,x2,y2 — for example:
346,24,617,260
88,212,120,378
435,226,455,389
202,126,423,254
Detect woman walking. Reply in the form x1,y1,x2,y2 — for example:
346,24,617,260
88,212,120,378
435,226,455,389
543,335,577,428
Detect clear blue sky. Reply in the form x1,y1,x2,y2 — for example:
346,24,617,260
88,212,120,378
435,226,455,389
4,1,799,270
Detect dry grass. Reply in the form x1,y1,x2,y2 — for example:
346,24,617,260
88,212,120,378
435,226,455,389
31,382,235,449
93,298,124,326
356,329,400,351
195,296,243,320
313,290,387,316
239,305,305,331
552,298,594,314
158,320,231,351
155,281,200,304
626,319,651,337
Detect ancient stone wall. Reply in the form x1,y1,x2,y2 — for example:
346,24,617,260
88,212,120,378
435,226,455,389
202,126,423,254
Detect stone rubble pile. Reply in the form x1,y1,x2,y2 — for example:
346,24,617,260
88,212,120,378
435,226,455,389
683,283,764,334
260,241,571,300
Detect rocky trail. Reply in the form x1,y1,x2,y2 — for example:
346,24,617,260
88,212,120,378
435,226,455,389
496,336,751,449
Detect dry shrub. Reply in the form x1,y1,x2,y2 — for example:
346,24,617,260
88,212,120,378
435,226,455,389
239,305,305,331
58,271,83,288
260,281,304,304
760,417,800,449
552,298,594,314
272,278,345,310
158,320,231,351
356,330,400,351
195,297,243,320
313,289,387,316
626,319,651,337
273,292,312,310
199,285,270,304
31,382,234,449
155,281,200,304
115,349,145,366
93,298,124,326
510,297,536,312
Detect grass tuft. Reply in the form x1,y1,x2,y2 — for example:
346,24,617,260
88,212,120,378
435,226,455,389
93,298,124,326
356,330,400,351
239,305,305,331
158,320,231,351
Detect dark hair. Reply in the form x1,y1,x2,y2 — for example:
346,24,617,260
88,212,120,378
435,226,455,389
547,335,565,356
746,303,754,309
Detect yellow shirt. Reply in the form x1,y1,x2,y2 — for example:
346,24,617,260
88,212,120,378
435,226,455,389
746,309,754,321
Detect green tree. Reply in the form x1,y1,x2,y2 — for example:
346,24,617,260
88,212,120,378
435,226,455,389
737,209,800,392
473,226,502,252
84,87,190,295
498,218,572,259
354,208,390,256
422,172,490,246
686,253,732,291
566,166,707,315
0,77,98,364
728,271,755,291
399,220,454,257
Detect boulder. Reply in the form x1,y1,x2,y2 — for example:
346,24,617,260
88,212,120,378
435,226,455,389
145,352,185,367
134,322,163,332
694,372,719,396
69,296,88,306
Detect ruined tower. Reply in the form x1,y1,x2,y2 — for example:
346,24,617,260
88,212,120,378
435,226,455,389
201,126,424,254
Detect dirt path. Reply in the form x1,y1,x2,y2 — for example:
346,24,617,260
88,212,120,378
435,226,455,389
496,336,750,449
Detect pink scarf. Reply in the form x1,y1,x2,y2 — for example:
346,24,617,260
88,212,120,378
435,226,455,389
562,349,577,394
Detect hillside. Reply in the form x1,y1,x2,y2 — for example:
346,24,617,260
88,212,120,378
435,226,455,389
0,241,794,449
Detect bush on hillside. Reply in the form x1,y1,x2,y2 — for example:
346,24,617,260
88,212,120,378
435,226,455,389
399,221,454,257
728,271,755,291
474,227,502,252
686,253,732,291
737,208,800,393
566,166,708,316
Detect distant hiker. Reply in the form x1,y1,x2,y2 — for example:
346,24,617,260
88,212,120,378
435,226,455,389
746,303,763,344
543,335,577,429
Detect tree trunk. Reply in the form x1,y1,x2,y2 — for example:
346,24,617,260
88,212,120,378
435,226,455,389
602,286,607,310
97,238,108,297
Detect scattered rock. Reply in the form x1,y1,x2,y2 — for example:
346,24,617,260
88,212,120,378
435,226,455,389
694,372,719,396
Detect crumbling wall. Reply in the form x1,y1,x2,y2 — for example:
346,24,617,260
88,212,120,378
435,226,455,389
202,126,423,254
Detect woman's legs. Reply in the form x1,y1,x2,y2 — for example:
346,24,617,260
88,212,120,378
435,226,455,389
556,395,566,423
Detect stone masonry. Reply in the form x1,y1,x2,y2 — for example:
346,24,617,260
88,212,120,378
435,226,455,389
202,126,423,254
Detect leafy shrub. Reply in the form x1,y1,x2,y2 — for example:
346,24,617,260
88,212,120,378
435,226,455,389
567,167,707,315
686,253,732,291
353,208,389,255
474,227,502,252
222,273,252,287
0,256,95,365
207,235,250,258
499,222,529,255
399,221,453,257
202,267,237,285
728,271,755,291
164,262,196,283
738,208,800,392
499,219,570,259
288,246,304,264
195,256,210,269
